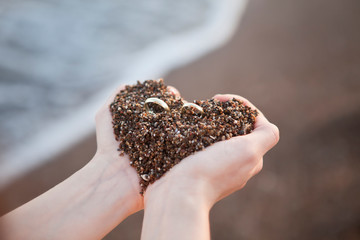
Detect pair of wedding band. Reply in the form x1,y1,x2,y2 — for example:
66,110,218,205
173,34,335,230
144,97,204,114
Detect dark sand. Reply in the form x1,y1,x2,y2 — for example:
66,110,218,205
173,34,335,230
1,0,360,239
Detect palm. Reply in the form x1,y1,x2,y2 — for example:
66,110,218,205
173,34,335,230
95,86,144,208
145,93,278,203
95,86,278,207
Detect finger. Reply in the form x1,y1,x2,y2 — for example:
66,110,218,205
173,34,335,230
246,120,280,152
168,85,190,104
95,109,117,150
213,93,263,116
96,85,126,147
213,94,279,154
213,94,268,129
167,85,181,98
252,157,263,176
105,84,126,107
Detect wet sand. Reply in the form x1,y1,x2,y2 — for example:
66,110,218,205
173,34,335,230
1,0,360,239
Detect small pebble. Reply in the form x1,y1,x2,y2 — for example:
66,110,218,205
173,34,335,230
110,79,258,194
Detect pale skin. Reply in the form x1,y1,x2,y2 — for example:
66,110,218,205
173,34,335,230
0,86,279,240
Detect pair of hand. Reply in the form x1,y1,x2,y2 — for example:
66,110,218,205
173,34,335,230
93,85,279,214
0,85,279,240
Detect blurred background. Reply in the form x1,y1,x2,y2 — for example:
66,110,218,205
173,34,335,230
1,0,359,239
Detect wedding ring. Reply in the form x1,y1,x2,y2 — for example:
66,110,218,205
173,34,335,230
145,98,170,113
181,103,204,114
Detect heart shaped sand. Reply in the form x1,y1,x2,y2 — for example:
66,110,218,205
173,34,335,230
110,79,258,194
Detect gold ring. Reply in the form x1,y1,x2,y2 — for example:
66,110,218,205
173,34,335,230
181,103,204,114
145,98,170,113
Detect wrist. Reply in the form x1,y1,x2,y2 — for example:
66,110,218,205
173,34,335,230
83,153,143,215
144,170,214,210
1,153,143,240
142,178,211,240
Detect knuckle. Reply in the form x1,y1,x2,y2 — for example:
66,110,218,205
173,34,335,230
268,123,280,144
242,138,257,156
254,160,263,175
243,145,259,165
239,181,248,189
246,146,258,159
225,138,258,166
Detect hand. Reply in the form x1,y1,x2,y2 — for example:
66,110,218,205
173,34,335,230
0,84,184,240
91,85,183,213
141,93,279,240
92,85,143,214
144,93,280,207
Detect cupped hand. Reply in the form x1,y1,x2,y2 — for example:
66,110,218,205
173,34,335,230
91,85,143,213
144,93,280,208
93,83,279,212
91,85,182,213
